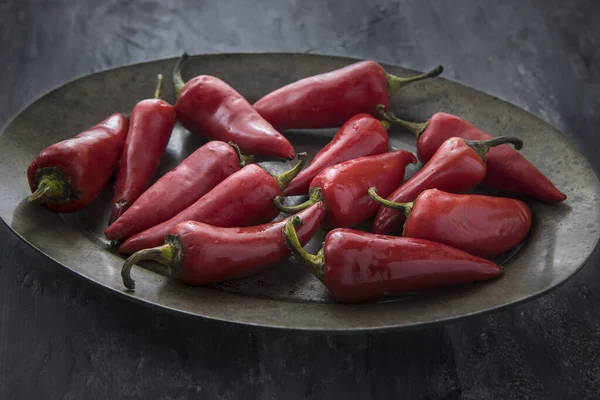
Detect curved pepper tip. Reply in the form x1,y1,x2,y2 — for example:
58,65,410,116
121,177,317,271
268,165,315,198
121,243,176,291
290,215,304,227
272,152,308,190
387,64,445,96
275,187,324,214
28,171,70,206
173,53,191,98
227,141,256,167
28,185,53,205
376,105,428,138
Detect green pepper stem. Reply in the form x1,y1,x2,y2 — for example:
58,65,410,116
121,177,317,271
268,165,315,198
387,65,443,96
28,174,67,205
368,187,414,219
283,216,325,283
376,104,428,138
228,142,256,167
121,243,175,290
172,53,189,98
154,73,164,100
274,187,323,214
464,136,524,161
271,152,308,190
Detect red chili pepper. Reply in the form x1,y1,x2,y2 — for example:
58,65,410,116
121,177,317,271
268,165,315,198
372,136,523,235
275,150,416,229
120,201,326,290
253,61,443,130
105,141,254,242
379,108,566,203
172,54,295,160
26,113,129,213
283,216,501,303
109,74,176,224
283,113,391,196
118,153,307,254
369,188,531,258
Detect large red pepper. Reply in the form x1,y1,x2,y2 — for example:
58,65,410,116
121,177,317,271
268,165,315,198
27,113,129,213
172,54,296,160
369,188,532,258
284,216,502,303
109,74,176,224
120,201,326,290
118,153,307,254
253,61,443,130
379,108,566,203
105,141,254,241
275,150,416,229
283,113,390,196
372,136,523,235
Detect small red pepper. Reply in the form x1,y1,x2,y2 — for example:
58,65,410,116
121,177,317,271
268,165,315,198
275,150,416,229
105,141,254,242
120,201,326,290
253,61,443,130
369,188,532,258
284,216,502,303
379,108,566,203
372,136,523,235
283,113,391,196
109,74,176,224
172,54,296,160
27,113,129,213
118,153,307,254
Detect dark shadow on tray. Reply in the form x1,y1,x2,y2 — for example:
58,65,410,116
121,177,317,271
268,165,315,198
10,197,65,244
180,125,210,154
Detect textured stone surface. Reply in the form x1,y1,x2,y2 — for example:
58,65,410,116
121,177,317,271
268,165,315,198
1,0,599,398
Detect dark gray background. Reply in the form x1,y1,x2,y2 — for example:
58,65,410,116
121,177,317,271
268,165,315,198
1,0,599,398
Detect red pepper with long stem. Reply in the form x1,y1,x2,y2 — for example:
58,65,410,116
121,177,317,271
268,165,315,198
283,114,391,196
27,113,129,213
118,153,307,254
120,201,326,290
369,188,531,258
275,150,416,229
253,61,443,130
379,107,566,203
105,141,254,241
284,216,502,303
372,136,523,235
109,74,176,224
172,54,296,160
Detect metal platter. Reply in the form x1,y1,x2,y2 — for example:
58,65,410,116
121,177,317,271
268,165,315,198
1,53,598,331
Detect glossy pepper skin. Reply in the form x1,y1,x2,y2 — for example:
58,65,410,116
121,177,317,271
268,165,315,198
253,61,443,130
27,113,129,213
120,201,326,290
172,54,295,160
275,150,416,229
105,141,253,241
284,216,502,303
118,153,307,254
372,136,523,235
110,75,176,224
283,113,390,196
369,188,532,258
380,109,566,203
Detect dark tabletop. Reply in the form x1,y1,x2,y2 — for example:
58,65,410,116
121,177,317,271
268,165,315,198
1,0,599,398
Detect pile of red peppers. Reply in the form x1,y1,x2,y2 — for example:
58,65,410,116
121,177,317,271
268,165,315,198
26,54,566,304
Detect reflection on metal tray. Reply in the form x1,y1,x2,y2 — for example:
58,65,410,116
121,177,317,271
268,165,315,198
1,53,598,331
